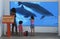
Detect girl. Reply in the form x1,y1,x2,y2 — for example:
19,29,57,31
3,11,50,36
30,16,35,36
18,21,23,36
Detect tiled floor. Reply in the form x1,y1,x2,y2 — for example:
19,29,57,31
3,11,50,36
0,33,60,39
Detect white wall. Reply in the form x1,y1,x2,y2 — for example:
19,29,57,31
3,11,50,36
3,0,59,36
0,0,3,37
10,0,57,2
58,0,60,36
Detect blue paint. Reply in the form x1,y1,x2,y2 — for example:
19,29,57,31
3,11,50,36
10,2,58,27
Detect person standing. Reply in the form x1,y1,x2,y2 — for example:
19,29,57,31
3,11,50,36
10,8,17,35
30,16,35,36
18,21,23,36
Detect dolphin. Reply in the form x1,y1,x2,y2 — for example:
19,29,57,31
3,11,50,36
18,2,54,19
16,5,36,18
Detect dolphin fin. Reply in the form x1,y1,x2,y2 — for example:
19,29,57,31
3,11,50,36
40,16,45,19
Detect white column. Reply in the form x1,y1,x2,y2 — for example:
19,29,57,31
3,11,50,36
3,0,10,35
58,0,60,36
0,0,3,37
4,0,10,15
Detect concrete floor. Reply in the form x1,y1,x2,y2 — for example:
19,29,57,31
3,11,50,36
0,33,60,39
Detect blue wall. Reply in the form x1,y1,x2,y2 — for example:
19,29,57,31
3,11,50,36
10,2,58,27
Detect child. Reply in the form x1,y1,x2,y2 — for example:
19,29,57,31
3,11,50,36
10,8,17,34
18,21,23,36
30,16,35,36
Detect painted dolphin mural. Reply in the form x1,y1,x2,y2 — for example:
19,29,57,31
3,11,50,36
16,5,36,18
18,2,54,19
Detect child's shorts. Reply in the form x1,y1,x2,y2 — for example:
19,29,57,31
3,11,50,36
30,24,34,29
